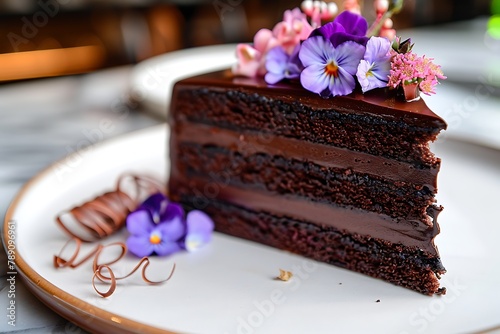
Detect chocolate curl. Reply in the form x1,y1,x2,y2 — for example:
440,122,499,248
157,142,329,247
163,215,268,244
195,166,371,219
56,174,164,242
53,238,102,269
54,238,176,297
92,258,176,298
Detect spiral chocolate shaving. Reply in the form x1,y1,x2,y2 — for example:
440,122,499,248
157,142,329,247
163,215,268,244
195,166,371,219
56,174,164,242
54,238,176,297
92,257,176,298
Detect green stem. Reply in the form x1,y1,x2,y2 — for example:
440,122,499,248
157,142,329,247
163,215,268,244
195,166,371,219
367,10,392,37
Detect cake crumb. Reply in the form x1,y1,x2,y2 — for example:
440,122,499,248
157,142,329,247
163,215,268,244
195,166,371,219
276,269,293,281
376,299,380,303
436,287,447,295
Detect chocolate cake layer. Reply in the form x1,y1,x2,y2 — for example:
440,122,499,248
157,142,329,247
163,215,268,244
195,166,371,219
169,176,441,256
168,70,447,294
172,71,447,167
177,142,435,223
177,196,445,295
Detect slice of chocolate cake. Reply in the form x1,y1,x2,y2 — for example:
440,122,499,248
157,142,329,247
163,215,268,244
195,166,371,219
168,70,447,295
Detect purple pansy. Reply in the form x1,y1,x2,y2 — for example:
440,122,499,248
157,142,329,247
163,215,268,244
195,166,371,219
356,37,392,92
310,11,369,47
265,45,303,84
299,36,365,97
126,193,214,257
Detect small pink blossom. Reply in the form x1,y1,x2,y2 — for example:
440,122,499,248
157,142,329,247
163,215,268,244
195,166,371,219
273,8,314,54
388,51,446,95
233,7,313,78
419,78,438,95
233,29,279,77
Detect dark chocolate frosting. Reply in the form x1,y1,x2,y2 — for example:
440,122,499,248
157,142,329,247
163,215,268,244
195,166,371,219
176,70,447,130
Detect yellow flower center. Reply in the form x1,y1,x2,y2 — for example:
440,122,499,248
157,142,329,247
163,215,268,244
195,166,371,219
149,234,161,245
325,61,339,77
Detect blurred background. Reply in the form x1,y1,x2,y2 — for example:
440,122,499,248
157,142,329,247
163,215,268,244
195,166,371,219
0,0,494,82
1,1,500,333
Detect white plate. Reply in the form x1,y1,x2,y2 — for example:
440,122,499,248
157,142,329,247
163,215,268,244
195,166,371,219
3,124,500,334
129,44,236,115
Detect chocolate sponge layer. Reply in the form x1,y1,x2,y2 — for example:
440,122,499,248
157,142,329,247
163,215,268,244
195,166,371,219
177,143,436,223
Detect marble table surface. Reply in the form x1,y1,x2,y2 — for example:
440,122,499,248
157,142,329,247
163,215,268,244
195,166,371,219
0,66,161,333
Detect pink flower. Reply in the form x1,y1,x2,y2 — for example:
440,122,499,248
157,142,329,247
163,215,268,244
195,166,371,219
388,50,446,95
233,7,313,78
233,29,279,77
273,8,314,54
419,77,438,95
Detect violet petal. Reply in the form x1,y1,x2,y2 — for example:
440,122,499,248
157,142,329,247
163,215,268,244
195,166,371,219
312,21,345,40
163,202,184,222
285,63,302,79
334,11,368,36
329,66,357,96
126,209,155,236
265,46,303,85
265,72,285,84
335,41,366,75
267,46,289,64
364,37,391,63
153,239,183,256
127,235,154,257
299,36,333,67
266,56,286,75
184,210,215,251
300,64,330,95
138,193,166,215
156,216,186,241
329,33,369,48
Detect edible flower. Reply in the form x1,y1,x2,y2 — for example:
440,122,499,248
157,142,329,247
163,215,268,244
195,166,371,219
233,1,445,101
232,29,279,78
299,37,365,97
273,8,314,54
233,7,312,78
265,45,303,84
356,36,392,92
388,44,446,96
126,193,214,257
310,11,369,47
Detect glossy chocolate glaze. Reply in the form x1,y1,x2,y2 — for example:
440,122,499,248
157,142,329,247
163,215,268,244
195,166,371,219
175,70,447,130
